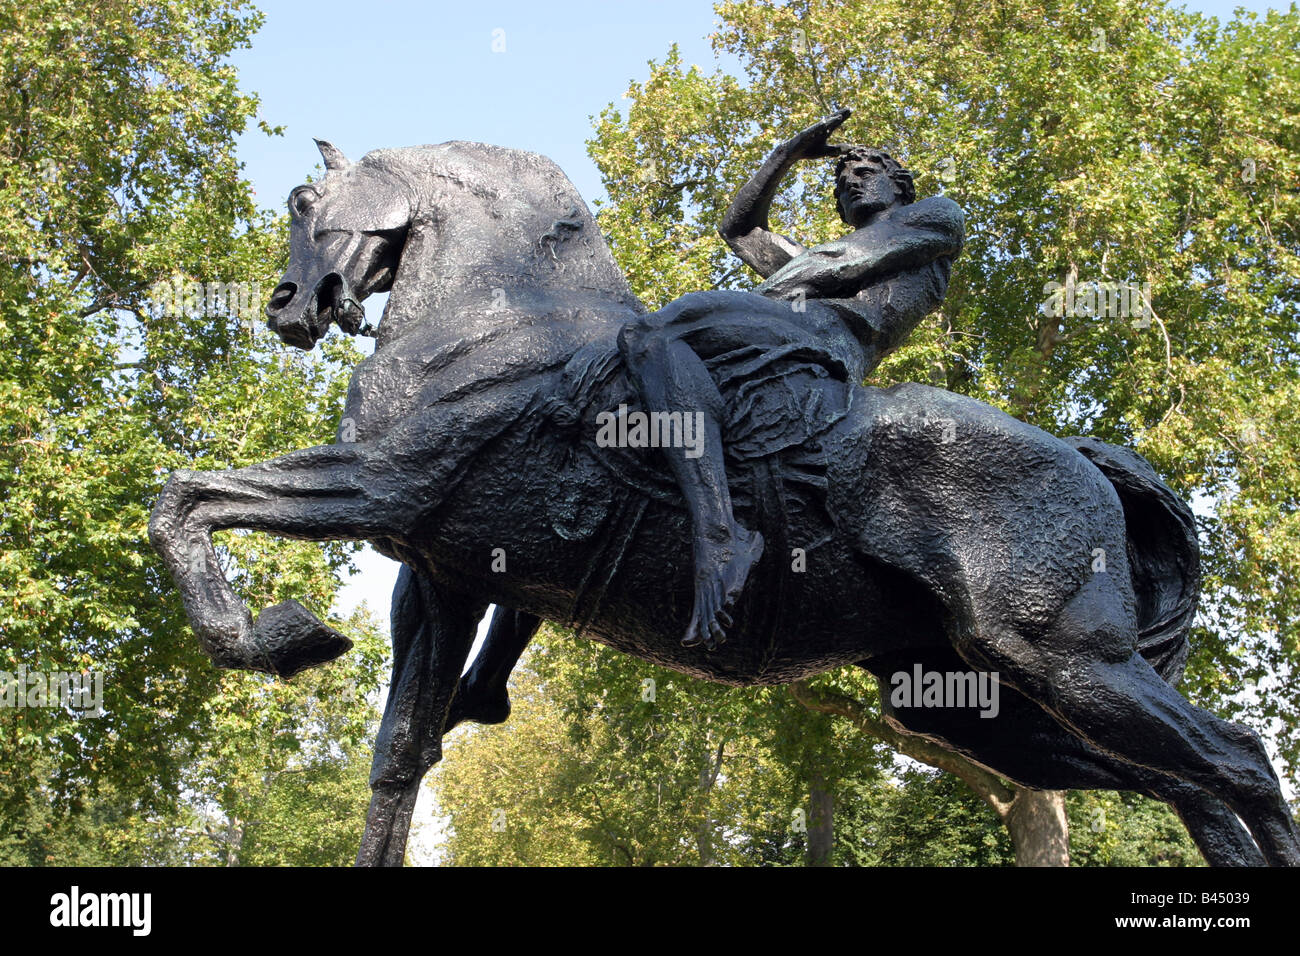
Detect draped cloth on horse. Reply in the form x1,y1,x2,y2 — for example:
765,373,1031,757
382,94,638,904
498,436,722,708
541,290,863,553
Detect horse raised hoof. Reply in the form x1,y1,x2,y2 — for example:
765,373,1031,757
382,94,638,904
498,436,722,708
252,599,352,678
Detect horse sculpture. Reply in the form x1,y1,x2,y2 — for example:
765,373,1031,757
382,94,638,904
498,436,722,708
148,137,1299,867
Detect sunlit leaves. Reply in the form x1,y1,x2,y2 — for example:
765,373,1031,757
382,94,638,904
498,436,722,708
0,0,378,858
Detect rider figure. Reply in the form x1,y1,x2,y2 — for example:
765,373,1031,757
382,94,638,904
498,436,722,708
617,108,965,649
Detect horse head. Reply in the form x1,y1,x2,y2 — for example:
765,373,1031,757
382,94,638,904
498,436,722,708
267,139,643,350
266,139,412,349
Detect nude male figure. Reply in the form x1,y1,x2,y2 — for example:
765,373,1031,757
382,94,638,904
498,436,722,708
450,109,964,724
618,108,964,648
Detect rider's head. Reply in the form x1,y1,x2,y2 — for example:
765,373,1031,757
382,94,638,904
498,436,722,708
833,147,914,227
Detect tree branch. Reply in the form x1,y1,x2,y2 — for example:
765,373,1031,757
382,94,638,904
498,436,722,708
789,679,1016,819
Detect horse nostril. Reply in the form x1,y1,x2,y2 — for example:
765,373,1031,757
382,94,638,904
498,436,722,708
266,282,297,315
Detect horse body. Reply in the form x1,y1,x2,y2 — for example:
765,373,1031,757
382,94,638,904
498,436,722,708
148,138,1300,867
389,369,1108,687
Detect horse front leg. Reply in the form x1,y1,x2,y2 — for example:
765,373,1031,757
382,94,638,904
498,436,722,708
357,565,484,866
445,606,541,730
148,442,408,676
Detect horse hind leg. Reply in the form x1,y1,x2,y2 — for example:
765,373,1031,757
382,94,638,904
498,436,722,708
1157,780,1266,867
865,656,1264,865
959,572,1300,866
356,564,485,867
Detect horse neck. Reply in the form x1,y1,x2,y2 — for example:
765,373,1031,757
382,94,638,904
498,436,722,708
375,146,644,347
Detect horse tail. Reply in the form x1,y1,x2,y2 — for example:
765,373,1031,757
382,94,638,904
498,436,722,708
1065,436,1200,686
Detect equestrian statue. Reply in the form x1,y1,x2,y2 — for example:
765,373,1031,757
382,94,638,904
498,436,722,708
148,109,1299,866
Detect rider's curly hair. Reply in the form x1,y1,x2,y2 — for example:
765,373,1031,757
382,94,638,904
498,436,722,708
833,146,915,207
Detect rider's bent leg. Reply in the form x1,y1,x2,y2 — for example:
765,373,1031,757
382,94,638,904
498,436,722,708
617,310,764,649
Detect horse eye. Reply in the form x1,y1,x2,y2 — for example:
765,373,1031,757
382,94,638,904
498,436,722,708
291,189,317,217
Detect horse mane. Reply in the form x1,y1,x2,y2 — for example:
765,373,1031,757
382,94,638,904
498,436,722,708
354,142,644,312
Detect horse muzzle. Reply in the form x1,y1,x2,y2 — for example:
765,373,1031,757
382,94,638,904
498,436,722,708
265,272,364,349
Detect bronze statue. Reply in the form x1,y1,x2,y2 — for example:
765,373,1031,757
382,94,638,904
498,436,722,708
148,111,1299,866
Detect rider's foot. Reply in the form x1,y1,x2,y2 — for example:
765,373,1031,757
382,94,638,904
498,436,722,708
682,527,764,650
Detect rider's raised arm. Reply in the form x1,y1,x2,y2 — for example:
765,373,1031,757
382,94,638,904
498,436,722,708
718,147,808,278
718,110,851,279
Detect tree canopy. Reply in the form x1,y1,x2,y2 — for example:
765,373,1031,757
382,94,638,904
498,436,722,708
0,0,381,862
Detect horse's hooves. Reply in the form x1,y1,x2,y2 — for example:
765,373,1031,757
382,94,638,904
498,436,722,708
446,683,511,730
253,599,352,678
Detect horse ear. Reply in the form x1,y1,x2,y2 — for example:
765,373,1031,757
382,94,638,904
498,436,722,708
314,138,350,171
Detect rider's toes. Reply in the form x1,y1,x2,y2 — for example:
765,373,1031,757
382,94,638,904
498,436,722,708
708,617,728,648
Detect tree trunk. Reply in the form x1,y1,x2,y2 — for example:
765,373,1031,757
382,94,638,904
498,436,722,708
1005,789,1069,866
806,773,834,866
694,818,715,866
789,682,1071,867
693,738,727,866
224,816,242,867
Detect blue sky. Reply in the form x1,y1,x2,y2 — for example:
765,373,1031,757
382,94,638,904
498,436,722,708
231,0,1286,218
230,0,738,217
227,0,1289,621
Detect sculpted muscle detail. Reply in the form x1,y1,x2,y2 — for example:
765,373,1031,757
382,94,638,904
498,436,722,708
756,196,964,302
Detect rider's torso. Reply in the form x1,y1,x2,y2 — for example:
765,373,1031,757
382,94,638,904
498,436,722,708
767,255,956,383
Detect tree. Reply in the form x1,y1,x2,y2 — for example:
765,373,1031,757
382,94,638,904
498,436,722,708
197,606,389,867
434,624,888,866
0,0,378,861
432,627,1202,866
432,635,603,867
583,0,1300,863
4,606,387,867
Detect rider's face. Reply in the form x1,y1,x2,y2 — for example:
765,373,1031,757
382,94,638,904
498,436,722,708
836,156,898,227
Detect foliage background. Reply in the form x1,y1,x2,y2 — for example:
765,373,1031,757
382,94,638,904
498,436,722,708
1,0,1295,865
